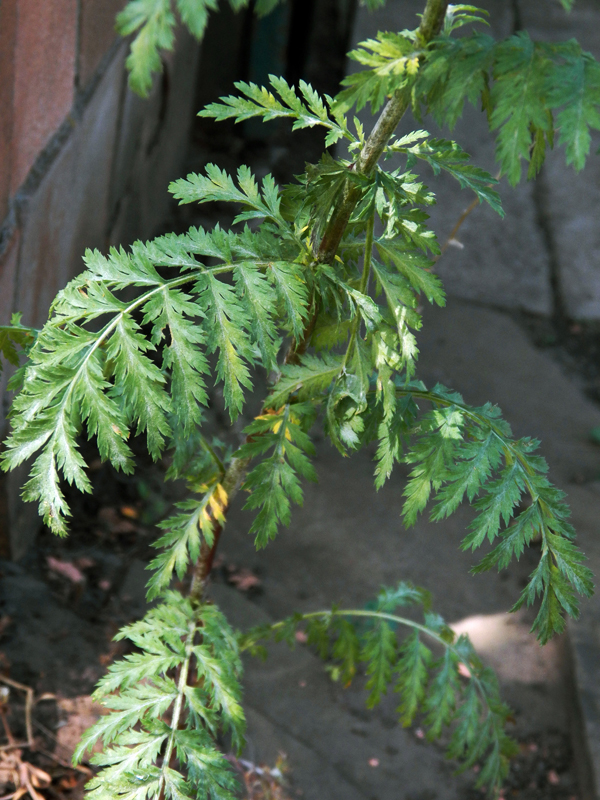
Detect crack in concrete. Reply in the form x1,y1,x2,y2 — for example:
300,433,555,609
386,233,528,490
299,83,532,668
531,170,569,329
511,0,523,33
511,0,568,330
243,701,372,800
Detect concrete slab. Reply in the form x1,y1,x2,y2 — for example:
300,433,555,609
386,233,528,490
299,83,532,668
539,132,600,321
0,563,106,692
416,302,600,485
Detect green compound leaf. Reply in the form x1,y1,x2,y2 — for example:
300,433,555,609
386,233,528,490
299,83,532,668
490,32,553,185
201,76,357,148
1,220,305,535
0,315,36,376
387,135,503,216
76,595,244,800
547,45,600,171
336,32,422,113
395,384,594,643
238,404,317,548
242,583,516,793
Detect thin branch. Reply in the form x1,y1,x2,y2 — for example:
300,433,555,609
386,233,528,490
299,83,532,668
0,677,34,748
157,619,196,798
436,171,501,260
437,197,479,259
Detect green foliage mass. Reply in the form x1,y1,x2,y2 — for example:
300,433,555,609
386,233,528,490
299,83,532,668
116,0,386,95
0,1,597,798
341,4,600,182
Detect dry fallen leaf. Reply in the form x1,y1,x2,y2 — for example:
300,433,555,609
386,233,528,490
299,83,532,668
227,567,261,592
547,769,560,785
56,696,108,759
119,505,139,520
46,557,85,585
97,507,137,535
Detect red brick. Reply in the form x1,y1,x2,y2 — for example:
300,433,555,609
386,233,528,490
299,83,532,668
10,0,78,193
15,49,123,330
0,0,17,222
0,230,20,326
78,0,127,88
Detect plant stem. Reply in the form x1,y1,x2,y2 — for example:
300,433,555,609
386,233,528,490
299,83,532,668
189,454,251,602
342,212,375,370
318,0,448,264
189,0,450,600
416,0,449,43
436,170,501,260
158,618,196,796
359,214,375,296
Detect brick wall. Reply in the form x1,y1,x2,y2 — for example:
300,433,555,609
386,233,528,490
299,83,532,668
0,0,203,558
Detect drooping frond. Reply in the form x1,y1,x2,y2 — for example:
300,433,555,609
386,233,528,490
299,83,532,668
392,383,594,643
240,582,517,793
412,30,600,182
490,32,553,185
1,207,305,535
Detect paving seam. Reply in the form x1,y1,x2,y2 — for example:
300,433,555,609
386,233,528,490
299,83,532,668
243,701,372,799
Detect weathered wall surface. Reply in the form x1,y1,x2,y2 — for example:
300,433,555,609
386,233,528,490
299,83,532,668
0,0,202,557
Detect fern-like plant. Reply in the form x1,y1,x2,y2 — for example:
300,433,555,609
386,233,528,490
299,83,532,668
2,0,598,796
